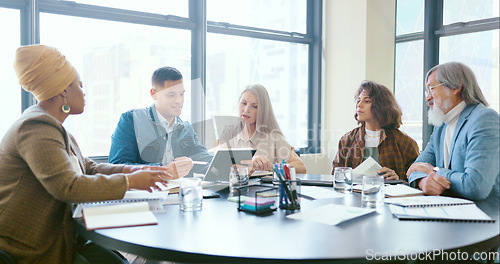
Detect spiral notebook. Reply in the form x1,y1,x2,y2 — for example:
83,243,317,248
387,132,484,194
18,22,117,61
389,204,495,222
386,196,494,222
72,190,168,218
384,196,474,207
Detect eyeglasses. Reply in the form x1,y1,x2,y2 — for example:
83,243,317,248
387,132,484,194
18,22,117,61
425,83,443,97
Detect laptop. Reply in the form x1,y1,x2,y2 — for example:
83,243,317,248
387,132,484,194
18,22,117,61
201,148,257,186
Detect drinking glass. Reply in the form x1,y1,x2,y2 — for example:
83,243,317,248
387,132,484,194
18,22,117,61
362,175,385,208
179,177,203,211
333,167,353,193
229,166,249,192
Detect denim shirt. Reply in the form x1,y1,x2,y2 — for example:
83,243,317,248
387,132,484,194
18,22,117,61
109,104,212,174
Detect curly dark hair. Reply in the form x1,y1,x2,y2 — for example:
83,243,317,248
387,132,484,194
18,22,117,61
354,80,402,130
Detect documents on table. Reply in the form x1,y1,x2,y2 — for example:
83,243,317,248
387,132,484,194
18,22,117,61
286,204,376,225
250,170,273,177
386,196,494,222
352,157,382,182
72,190,169,218
300,186,346,199
157,179,181,193
82,201,158,230
383,184,424,198
388,204,494,222
384,196,474,207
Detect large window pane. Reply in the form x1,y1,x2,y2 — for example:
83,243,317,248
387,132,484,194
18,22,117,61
206,34,308,149
443,0,499,25
207,0,307,33
396,0,424,35
41,13,191,156
395,40,424,149
0,8,21,139
440,29,500,113
65,0,188,17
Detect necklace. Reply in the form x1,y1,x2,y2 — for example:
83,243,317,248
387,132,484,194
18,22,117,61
365,129,381,138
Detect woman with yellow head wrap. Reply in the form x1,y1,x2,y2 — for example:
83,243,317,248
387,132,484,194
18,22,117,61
0,45,187,264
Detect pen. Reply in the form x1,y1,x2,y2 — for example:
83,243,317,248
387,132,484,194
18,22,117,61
192,161,209,165
276,165,295,208
274,166,287,205
284,164,291,180
290,167,297,200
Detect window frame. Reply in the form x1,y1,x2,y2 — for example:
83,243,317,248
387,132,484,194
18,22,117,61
1,0,322,154
395,0,499,148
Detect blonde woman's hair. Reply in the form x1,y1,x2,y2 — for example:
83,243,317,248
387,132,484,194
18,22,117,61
238,84,284,136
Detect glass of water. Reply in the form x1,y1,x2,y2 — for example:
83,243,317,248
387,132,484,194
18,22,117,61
229,166,249,192
179,177,203,211
362,175,384,208
333,167,353,193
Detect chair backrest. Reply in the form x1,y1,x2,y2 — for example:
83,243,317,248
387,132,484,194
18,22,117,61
0,249,15,264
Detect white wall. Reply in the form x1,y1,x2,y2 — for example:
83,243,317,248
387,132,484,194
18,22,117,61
301,0,396,174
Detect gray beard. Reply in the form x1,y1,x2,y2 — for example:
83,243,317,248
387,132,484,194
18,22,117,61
427,106,445,126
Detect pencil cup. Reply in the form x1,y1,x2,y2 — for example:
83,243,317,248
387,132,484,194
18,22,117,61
279,179,301,210
361,175,384,208
179,177,203,211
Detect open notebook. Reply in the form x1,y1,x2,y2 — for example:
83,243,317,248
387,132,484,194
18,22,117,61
386,196,495,222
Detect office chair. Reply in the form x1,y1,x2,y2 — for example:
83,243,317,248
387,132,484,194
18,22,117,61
0,249,15,264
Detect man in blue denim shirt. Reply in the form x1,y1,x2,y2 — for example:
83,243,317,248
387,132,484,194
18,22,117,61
109,66,212,175
407,62,499,201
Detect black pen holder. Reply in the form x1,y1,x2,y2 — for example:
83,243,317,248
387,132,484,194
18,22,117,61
279,179,301,210
236,185,278,215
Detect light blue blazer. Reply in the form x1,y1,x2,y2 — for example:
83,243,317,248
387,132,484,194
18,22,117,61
409,103,499,200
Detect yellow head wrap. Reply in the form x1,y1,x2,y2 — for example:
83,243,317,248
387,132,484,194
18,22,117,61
13,45,77,102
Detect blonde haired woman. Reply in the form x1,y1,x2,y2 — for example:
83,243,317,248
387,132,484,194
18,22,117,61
219,84,306,173
0,45,192,264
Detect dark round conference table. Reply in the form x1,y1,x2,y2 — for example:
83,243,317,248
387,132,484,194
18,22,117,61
74,175,500,263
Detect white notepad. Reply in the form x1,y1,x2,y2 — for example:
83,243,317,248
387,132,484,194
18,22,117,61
385,196,474,207
384,184,424,198
352,157,382,177
286,204,376,225
389,204,494,222
82,202,158,230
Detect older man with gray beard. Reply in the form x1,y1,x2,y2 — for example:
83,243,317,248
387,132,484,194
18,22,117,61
406,62,499,201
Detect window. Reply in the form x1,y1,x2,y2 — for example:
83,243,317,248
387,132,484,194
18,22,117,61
0,7,21,139
395,0,499,149
395,40,424,149
443,0,499,25
0,0,320,156
207,0,307,33
395,0,424,148
70,0,188,16
396,0,424,35
440,29,499,112
41,13,191,156
206,34,308,148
